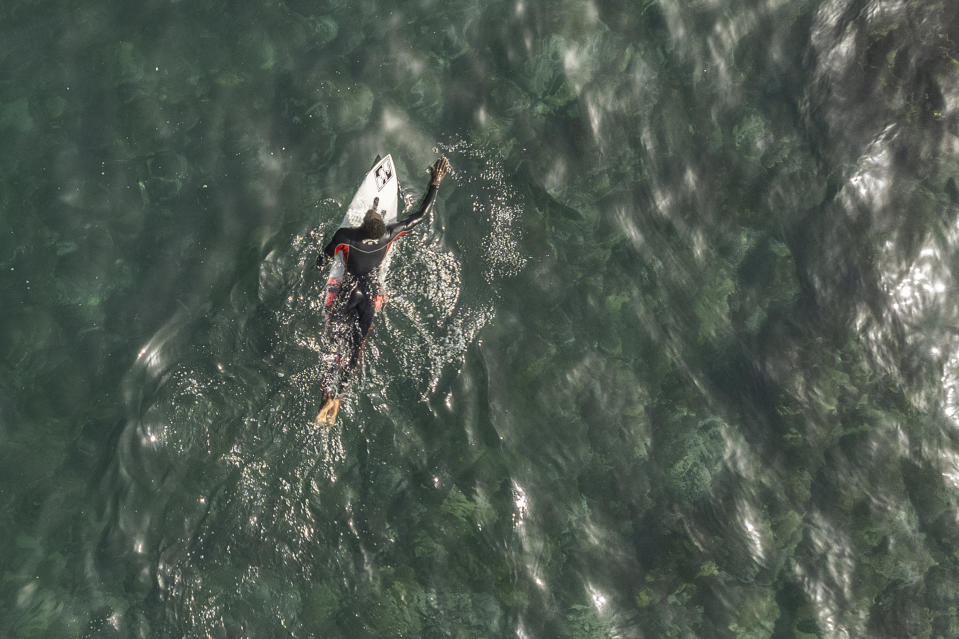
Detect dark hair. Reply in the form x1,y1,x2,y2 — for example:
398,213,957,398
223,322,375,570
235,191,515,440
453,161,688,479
361,209,386,239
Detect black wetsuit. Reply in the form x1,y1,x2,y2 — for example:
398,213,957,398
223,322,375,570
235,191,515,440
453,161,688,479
320,183,439,389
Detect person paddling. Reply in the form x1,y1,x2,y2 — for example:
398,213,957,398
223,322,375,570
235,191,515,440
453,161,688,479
315,156,451,424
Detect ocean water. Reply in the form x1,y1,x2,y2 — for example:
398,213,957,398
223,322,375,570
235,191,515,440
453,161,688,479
2,0,959,637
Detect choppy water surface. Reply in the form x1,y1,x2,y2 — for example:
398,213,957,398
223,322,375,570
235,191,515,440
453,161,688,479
3,0,959,637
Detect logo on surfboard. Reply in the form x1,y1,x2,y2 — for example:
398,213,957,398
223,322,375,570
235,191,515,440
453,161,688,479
374,158,393,191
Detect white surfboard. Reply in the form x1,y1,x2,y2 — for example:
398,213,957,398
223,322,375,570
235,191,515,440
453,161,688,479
324,155,399,308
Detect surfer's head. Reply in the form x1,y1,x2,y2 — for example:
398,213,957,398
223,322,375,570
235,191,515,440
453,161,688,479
361,209,386,239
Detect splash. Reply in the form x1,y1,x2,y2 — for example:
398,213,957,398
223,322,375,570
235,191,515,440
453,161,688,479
438,139,528,281
278,145,526,405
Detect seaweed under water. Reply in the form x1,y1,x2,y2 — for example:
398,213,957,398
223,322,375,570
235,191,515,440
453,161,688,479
2,0,959,637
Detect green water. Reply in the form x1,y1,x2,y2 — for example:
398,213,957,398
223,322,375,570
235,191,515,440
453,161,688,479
3,0,959,637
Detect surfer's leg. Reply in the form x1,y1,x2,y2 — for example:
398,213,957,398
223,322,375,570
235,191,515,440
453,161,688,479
316,276,359,406
338,288,377,393
317,286,364,425
356,276,379,338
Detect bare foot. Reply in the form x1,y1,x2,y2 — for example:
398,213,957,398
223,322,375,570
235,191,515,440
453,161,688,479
316,398,341,426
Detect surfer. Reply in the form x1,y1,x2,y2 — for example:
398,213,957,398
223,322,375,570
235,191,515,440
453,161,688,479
315,156,451,424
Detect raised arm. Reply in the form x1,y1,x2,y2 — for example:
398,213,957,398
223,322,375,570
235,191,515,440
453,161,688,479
389,157,450,235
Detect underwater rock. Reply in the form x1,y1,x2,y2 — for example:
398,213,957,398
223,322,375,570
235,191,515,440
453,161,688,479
117,41,144,83
0,97,34,133
659,416,727,505
2,306,64,379
302,583,338,627
309,16,338,45
314,80,373,132
727,587,779,639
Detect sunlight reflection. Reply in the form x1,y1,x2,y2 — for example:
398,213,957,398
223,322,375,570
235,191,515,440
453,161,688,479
255,146,288,209
615,205,646,252
705,8,756,91
108,610,122,630
133,309,190,379
584,0,598,23
796,512,862,638
841,125,894,214
814,6,858,78
714,418,771,567
440,138,527,281
317,421,345,482
943,351,959,428
136,343,165,377
863,0,909,25
650,182,674,218
137,417,172,448
511,481,529,526
868,209,957,419
511,480,548,594
938,448,959,498
883,242,951,319
562,46,586,93
378,107,433,158
543,156,567,197
739,500,767,564
381,107,406,134
659,4,686,47
584,96,602,144
387,42,426,77
17,582,37,607
586,581,608,612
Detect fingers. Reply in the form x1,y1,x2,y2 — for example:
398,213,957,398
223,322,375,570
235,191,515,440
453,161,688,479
431,156,450,185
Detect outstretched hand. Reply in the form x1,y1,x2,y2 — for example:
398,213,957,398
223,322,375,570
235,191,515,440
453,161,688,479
430,157,451,186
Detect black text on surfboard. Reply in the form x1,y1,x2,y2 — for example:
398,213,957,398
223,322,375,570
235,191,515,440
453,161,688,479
374,158,394,191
